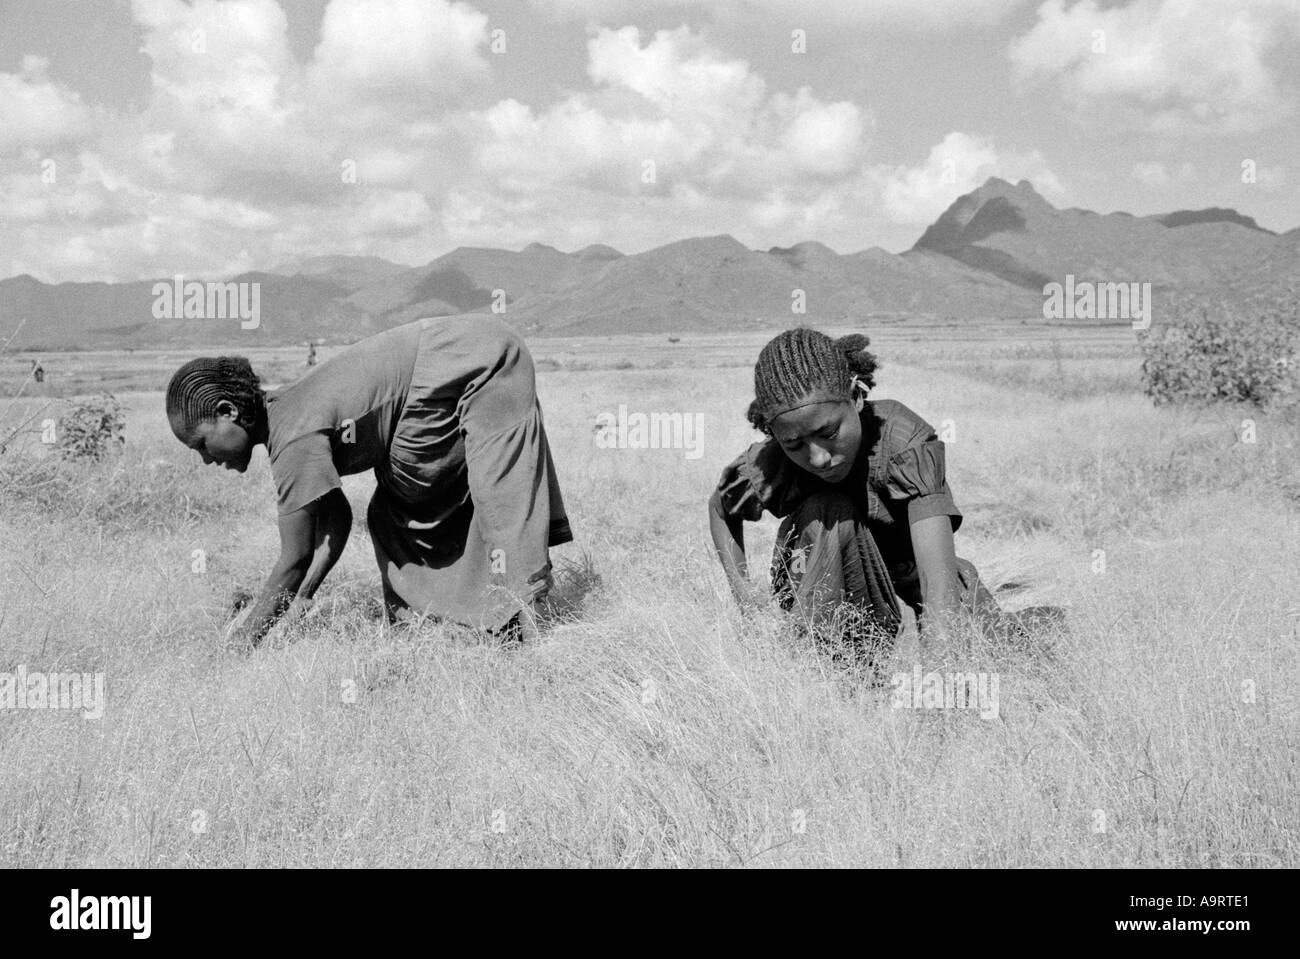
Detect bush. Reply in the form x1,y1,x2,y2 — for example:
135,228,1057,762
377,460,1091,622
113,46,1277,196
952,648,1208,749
54,393,126,461
1138,294,1299,409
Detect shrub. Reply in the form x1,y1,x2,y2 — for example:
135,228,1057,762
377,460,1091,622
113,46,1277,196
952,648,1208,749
1138,294,1299,409
54,393,126,461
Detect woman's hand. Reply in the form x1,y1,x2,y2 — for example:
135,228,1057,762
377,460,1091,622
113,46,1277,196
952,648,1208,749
222,605,254,650
228,586,254,615
223,592,324,650
225,493,349,650
733,580,771,615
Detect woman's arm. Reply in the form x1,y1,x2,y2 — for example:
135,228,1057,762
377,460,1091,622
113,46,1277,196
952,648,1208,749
226,491,349,648
910,513,962,639
296,488,352,601
228,509,312,648
708,489,763,609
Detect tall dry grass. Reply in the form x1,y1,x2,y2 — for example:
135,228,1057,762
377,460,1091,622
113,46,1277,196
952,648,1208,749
0,343,1296,866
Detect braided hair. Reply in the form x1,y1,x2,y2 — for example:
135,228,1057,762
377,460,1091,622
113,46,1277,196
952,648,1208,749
166,357,265,433
746,328,878,433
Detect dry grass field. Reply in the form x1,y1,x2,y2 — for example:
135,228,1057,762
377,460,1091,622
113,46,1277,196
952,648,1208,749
1,322,1297,867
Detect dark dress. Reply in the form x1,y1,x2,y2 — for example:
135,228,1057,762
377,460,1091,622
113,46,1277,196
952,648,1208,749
715,399,1018,648
264,315,572,631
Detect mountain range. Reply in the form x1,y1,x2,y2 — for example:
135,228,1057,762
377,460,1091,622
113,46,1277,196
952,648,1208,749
3,178,1295,349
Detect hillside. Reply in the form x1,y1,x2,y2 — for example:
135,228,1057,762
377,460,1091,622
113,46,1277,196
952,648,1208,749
0,272,370,349
913,178,1282,291
274,255,411,293
2,179,1294,349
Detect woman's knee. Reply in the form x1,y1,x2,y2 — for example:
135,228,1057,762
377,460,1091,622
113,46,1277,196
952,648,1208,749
955,556,979,588
955,556,1002,618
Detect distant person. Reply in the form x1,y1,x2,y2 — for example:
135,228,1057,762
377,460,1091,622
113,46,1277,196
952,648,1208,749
31,359,44,383
166,315,573,648
708,328,1062,673
306,343,317,366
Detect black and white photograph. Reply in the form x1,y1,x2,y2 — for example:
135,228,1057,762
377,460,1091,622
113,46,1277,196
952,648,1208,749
0,0,1294,915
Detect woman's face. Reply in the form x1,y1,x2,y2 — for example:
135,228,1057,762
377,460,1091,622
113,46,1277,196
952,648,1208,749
170,402,253,473
770,394,864,484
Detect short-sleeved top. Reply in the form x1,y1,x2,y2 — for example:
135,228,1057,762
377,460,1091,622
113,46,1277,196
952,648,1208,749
715,399,962,572
264,321,422,515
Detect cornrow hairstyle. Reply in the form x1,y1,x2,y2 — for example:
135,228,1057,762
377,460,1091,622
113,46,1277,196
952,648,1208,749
746,328,878,433
166,357,265,432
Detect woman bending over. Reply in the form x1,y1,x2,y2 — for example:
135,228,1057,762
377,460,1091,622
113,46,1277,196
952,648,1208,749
167,314,572,647
708,328,1058,665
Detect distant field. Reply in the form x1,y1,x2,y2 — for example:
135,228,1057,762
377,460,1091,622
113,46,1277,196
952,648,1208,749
2,322,1296,867
1,317,1139,396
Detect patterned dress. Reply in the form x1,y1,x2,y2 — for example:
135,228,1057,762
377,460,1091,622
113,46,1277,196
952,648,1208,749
714,399,1002,640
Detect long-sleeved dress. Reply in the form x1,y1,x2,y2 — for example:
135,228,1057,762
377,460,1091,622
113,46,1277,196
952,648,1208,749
264,314,572,631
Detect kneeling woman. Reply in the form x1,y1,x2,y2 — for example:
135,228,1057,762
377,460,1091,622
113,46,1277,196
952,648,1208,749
709,328,1042,662
167,315,573,647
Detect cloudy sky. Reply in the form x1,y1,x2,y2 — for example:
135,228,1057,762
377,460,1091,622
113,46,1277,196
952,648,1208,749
1,0,1297,282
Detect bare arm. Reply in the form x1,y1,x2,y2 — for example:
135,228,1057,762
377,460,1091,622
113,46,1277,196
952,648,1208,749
296,488,352,601
228,491,349,648
708,489,763,609
910,513,961,639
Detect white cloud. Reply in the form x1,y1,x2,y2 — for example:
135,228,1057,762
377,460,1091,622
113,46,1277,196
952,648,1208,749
587,25,766,130
531,0,1028,28
877,131,1063,223
1009,0,1300,133
1131,160,1195,188
1,4,1072,279
129,0,319,191
308,0,490,102
133,0,295,124
354,189,436,234
476,26,870,198
0,56,96,152
176,193,281,231
123,0,487,197
776,89,867,177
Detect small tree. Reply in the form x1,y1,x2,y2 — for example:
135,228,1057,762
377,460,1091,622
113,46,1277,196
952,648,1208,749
1138,292,1298,409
